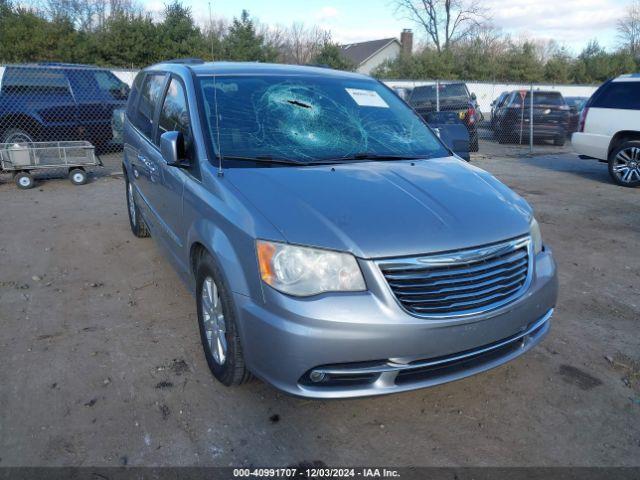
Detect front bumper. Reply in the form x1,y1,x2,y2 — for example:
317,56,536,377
235,247,558,399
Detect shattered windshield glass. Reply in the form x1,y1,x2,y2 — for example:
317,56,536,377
198,75,448,163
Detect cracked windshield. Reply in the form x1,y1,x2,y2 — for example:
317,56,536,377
198,75,448,163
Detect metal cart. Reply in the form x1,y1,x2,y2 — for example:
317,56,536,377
0,141,102,189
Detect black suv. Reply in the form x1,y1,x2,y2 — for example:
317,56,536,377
493,90,570,146
0,63,129,148
408,82,479,151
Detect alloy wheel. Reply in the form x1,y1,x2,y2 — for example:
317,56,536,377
612,146,640,184
201,276,227,365
127,182,136,226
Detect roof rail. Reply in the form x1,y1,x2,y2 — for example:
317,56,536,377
163,58,205,65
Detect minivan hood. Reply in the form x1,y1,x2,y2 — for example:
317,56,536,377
226,157,532,259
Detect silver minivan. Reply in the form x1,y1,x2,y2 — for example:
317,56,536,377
123,60,558,398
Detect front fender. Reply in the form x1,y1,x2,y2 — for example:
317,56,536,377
186,218,255,297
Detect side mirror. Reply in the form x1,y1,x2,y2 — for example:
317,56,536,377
471,92,477,100
160,131,189,168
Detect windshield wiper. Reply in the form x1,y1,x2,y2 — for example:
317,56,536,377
314,153,433,163
219,155,306,165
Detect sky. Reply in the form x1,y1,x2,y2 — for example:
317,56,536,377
140,0,633,54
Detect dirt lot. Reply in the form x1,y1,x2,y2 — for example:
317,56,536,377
0,145,639,467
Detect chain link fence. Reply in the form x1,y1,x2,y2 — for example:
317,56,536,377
0,63,597,163
386,79,598,156
0,63,137,152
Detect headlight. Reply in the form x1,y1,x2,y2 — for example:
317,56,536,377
256,240,366,296
529,218,543,254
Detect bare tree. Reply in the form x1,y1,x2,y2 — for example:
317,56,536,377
393,0,489,52
42,0,138,30
617,0,640,56
281,22,331,64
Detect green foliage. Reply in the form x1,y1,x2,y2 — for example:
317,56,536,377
0,5,79,63
374,38,639,84
0,3,276,66
157,2,209,62
222,10,278,62
311,43,354,70
90,12,159,67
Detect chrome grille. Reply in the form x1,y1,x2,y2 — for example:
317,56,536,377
377,237,532,318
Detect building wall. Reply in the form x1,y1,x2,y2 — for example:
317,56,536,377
357,42,401,75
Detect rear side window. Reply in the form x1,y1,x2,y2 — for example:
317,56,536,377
1,67,70,95
591,81,640,110
134,73,166,139
158,78,192,154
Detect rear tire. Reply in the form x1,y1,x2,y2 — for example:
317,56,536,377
125,174,150,237
14,171,34,189
608,140,640,188
69,168,87,186
195,251,252,387
553,135,565,147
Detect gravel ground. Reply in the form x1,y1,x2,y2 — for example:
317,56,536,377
0,147,639,467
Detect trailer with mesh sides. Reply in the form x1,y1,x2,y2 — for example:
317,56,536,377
0,141,102,189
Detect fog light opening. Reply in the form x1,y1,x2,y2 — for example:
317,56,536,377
309,370,326,383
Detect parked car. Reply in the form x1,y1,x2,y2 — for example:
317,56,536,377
123,61,558,399
572,74,640,187
490,91,509,131
408,82,479,151
564,96,589,134
0,63,129,149
493,90,570,146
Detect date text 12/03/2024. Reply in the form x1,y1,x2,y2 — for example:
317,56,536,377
232,468,401,478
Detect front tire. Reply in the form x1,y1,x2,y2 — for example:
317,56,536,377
608,141,640,188
125,174,150,237
195,252,252,386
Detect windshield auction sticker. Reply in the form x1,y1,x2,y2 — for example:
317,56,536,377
345,88,389,108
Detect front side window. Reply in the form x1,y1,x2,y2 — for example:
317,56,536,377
94,71,129,100
135,73,166,138
198,75,448,163
158,78,192,153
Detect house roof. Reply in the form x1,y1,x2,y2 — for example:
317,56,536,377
340,38,400,66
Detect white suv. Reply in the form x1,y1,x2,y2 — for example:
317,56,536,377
572,74,640,187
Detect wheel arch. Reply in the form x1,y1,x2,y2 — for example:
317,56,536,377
0,114,42,141
608,131,640,158
187,220,253,298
